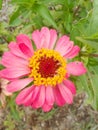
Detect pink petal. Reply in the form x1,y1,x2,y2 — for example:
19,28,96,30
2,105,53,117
48,29,57,49
42,103,53,112
55,36,74,56
7,78,33,92
46,86,55,105
53,85,66,106
8,42,28,59
64,45,80,59
19,43,33,57
32,86,45,108
0,67,30,79
40,27,50,48
63,80,76,94
16,34,34,54
23,92,34,106
32,27,50,49
16,86,34,105
32,27,57,49
32,30,41,49
58,83,73,104
1,51,28,68
57,35,70,46
31,86,40,102
67,61,87,76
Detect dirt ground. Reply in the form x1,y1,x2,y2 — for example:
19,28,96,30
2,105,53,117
0,93,98,130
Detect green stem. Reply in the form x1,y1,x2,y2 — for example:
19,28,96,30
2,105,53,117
80,52,98,57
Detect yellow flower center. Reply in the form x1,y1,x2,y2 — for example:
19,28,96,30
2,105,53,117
29,48,66,86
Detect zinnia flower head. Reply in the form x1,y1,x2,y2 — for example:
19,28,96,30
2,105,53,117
0,78,12,107
0,27,86,112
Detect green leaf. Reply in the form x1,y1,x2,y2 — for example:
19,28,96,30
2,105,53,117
0,44,8,51
11,0,36,9
88,67,98,110
9,7,31,26
20,24,34,34
76,37,98,51
9,7,22,26
88,0,98,35
88,57,98,66
76,67,98,110
8,96,20,120
64,12,73,33
34,4,57,29
39,0,66,4
0,0,2,10
71,18,89,39
77,75,93,98
11,0,34,4
33,15,44,28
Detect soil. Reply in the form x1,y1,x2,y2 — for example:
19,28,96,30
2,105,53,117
0,93,98,130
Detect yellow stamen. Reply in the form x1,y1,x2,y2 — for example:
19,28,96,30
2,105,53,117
29,48,67,86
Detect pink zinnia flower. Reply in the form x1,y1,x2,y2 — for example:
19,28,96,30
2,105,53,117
0,27,86,112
